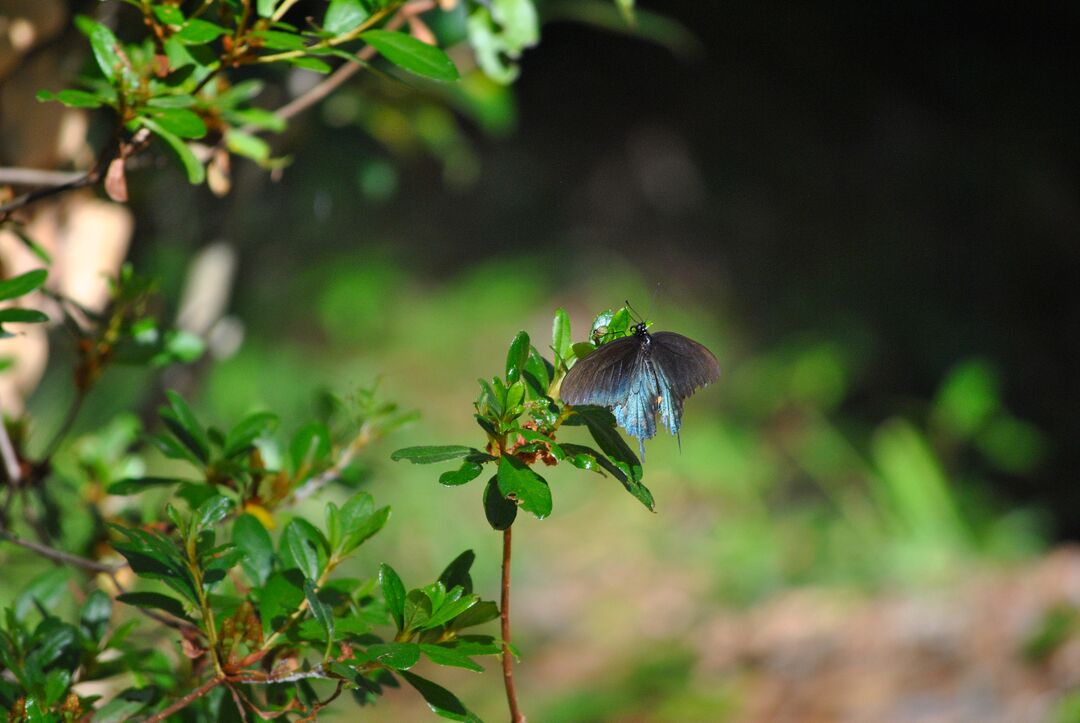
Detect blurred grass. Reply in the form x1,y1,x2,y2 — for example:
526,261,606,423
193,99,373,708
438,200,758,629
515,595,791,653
15,251,1051,720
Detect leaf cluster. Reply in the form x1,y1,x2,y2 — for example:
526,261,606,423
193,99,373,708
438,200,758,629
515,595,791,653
393,307,656,529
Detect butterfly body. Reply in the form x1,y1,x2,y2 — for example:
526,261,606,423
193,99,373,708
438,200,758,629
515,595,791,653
560,322,720,457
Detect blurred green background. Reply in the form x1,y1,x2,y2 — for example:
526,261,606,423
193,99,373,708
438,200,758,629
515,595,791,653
10,0,1080,720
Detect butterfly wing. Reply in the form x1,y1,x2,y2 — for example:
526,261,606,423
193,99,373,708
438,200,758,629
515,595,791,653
559,336,643,407
649,332,721,436
649,332,721,398
611,352,660,447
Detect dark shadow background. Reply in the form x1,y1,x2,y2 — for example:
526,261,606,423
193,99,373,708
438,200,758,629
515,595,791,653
169,2,1079,533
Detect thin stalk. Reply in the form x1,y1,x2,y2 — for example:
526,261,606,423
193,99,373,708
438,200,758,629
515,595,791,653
501,526,525,723
144,675,223,723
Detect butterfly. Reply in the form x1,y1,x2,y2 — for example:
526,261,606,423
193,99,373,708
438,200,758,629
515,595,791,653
559,321,720,458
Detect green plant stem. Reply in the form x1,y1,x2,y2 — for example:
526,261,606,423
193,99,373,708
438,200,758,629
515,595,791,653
254,6,395,63
189,558,225,675
270,0,302,22
501,526,525,723
39,388,87,462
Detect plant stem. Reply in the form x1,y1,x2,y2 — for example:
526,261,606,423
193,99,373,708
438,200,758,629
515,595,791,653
0,530,119,573
39,388,87,461
501,526,525,723
0,399,22,485
144,675,223,723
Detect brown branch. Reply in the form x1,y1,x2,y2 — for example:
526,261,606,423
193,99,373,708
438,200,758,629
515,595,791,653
501,526,526,723
0,168,86,187
144,675,224,723
225,683,251,723
229,665,335,685
0,529,120,573
290,426,373,503
264,2,430,126
0,159,108,220
0,531,199,633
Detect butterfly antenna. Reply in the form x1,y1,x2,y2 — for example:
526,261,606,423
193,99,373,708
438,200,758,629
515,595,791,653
624,299,644,324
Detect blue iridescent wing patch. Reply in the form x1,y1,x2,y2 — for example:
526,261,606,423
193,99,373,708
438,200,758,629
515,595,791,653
611,354,660,459
560,326,720,457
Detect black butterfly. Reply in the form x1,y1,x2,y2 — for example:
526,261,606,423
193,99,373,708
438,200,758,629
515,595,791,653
559,322,720,458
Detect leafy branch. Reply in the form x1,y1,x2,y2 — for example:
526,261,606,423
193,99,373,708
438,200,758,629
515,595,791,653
391,306,658,720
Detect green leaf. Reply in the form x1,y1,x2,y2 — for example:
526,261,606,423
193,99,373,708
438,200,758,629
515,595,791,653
439,460,484,486
449,600,499,630
106,476,188,495
26,621,77,670
933,360,1000,439
252,30,308,51
360,30,460,82
523,346,551,395
420,644,483,672
466,0,538,85
288,57,332,73
569,406,643,482
143,107,207,139
176,19,228,44
483,476,516,530
552,307,571,363
215,79,265,107
43,668,71,706
223,411,278,458
560,442,654,510
256,0,279,18
160,390,210,465
571,341,597,360
337,492,390,555
438,550,475,595
325,0,370,34
0,269,46,301
37,89,104,108
233,514,274,587
153,5,185,25
225,129,272,163
75,16,123,81
423,595,478,630
290,421,331,475
222,107,286,132
15,568,70,621
400,671,477,721
92,692,152,723
380,563,406,631
116,592,190,620
259,571,305,633
391,445,477,464
80,590,112,643
505,330,530,382
304,579,335,648
497,455,552,519
140,117,205,184
0,308,48,324
281,519,327,580
146,94,198,109
367,642,420,670
193,494,233,531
